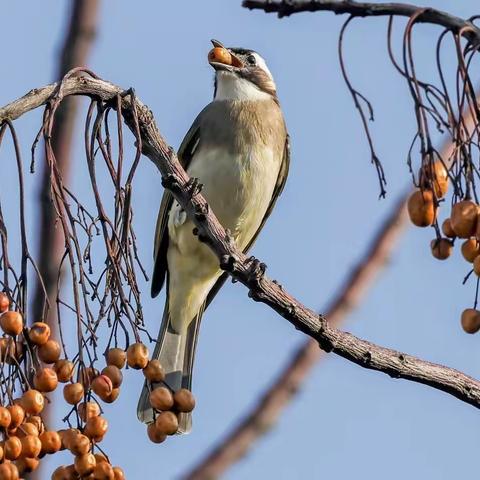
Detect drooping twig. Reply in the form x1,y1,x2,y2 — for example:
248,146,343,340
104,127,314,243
32,0,100,325
242,0,480,47
2,75,480,412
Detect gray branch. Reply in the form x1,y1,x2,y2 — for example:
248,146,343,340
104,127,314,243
2,75,480,410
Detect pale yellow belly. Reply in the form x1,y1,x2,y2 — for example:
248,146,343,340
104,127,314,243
166,146,280,331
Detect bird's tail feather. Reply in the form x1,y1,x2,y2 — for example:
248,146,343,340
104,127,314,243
137,298,204,434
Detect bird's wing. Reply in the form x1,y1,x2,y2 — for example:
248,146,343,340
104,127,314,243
204,133,291,307
150,111,202,297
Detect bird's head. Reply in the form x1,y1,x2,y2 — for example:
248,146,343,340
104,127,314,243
208,39,277,102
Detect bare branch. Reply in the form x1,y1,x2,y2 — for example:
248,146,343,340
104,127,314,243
243,0,480,47
32,0,100,322
3,75,480,417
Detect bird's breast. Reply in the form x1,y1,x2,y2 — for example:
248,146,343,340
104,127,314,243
169,144,280,251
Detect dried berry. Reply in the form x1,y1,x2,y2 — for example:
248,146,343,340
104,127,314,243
84,416,108,443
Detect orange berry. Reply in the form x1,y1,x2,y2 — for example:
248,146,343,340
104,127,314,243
91,375,113,398
16,422,39,438
208,47,232,66
461,238,480,262
4,436,22,460
101,366,123,389
25,416,44,435
155,411,178,435
147,423,167,444
84,416,108,442
74,453,96,476
143,360,165,383
461,308,480,334
106,348,126,369
451,200,478,238
0,311,23,336
149,387,173,411
19,434,41,457
430,238,452,260
419,160,449,198
100,388,120,404
7,405,24,429
92,462,114,480
407,190,436,227
0,406,11,428
441,218,456,238
68,433,90,456
54,359,75,383
78,401,101,422
173,389,196,413
0,293,9,313
28,322,50,345
38,339,61,363
39,430,61,454
113,467,125,480
126,343,149,369
16,456,39,474
33,367,58,392
63,383,84,405
20,389,44,415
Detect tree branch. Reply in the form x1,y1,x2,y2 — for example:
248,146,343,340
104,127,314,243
2,75,480,416
183,193,409,480
243,0,480,47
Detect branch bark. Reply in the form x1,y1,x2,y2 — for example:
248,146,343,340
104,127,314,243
243,0,480,46
2,75,480,418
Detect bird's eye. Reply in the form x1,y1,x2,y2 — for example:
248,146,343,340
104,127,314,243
247,54,256,66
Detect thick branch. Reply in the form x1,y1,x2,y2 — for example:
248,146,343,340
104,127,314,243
2,76,480,412
243,0,480,46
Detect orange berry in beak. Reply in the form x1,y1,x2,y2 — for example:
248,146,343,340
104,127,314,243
208,47,232,66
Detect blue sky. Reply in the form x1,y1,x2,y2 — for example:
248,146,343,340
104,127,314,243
2,1,480,479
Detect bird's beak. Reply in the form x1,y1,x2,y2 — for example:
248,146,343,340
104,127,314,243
208,39,243,72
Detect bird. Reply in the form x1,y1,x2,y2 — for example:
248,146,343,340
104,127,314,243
137,39,290,434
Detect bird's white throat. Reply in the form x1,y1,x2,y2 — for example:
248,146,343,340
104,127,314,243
214,71,271,101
